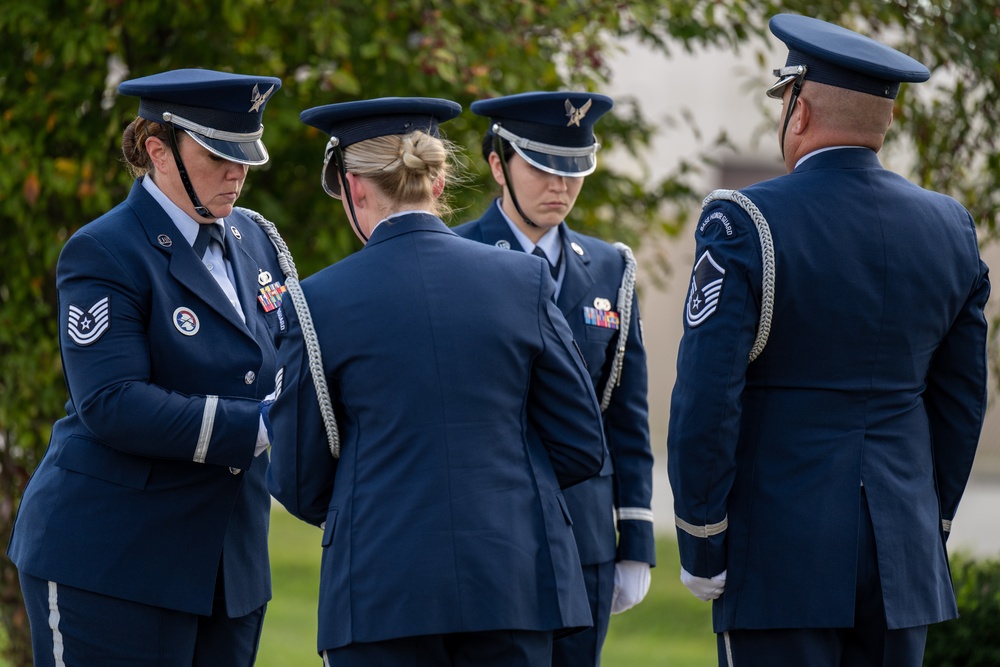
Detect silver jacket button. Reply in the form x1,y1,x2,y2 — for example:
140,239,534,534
244,371,256,385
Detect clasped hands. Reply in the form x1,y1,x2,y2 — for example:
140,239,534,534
680,567,727,602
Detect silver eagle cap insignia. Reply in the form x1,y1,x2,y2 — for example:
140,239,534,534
249,83,275,112
565,98,592,127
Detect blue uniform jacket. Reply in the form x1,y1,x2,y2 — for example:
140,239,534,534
9,179,286,618
454,202,655,567
668,148,990,631
266,212,606,652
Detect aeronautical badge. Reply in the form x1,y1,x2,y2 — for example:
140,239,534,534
67,296,110,346
258,281,287,313
685,250,725,327
173,307,200,336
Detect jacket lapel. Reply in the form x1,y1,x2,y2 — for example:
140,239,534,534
223,218,266,340
555,226,594,313
128,182,252,336
469,203,522,251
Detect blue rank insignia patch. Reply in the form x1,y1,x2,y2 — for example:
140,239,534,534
258,281,287,313
584,307,620,330
685,250,725,327
67,296,110,346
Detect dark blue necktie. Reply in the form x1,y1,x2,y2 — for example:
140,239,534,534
532,246,559,280
193,223,224,259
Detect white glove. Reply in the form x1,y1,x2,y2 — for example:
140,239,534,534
255,368,284,457
254,416,270,457
680,567,726,602
610,560,651,614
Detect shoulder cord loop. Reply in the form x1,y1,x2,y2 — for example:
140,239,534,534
700,189,775,363
599,242,637,412
236,207,342,458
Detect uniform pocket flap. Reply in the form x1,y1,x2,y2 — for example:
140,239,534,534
53,435,153,490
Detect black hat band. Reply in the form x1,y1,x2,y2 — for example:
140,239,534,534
786,50,899,99
138,99,264,134
330,114,440,149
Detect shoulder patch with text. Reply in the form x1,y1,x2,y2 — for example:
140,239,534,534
698,210,737,239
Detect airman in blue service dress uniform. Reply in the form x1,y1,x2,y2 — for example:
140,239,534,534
265,97,607,666
454,91,655,667
667,15,990,667
9,68,286,666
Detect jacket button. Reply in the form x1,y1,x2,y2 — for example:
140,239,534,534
244,371,256,385
230,467,241,475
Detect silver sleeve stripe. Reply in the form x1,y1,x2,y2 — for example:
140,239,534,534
674,514,728,538
617,507,655,523
942,519,952,533
194,395,219,463
47,581,66,667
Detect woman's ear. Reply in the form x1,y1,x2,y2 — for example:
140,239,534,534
145,136,171,173
487,152,507,187
431,173,445,199
346,172,366,207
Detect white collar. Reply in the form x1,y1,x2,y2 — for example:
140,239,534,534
141,176,223,247
495,200,562,263
794,145,859,170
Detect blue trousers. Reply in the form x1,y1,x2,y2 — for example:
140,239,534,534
717,490,928,667
552,559,615,667
20,571,265,667
321,629,552,666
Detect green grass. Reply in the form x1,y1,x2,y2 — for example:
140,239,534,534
258,505,716,666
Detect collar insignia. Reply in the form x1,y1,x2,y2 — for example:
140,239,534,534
565,98,593,127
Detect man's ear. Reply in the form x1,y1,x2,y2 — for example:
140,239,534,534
791,97,810,135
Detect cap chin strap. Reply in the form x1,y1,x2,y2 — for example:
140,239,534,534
166,124,215,219
326,139,368,243
779,69,807,161
494,132,538,229
342,174,367,244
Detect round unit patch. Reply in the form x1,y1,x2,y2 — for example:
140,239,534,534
173,307,201,336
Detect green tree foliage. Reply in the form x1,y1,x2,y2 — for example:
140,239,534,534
1,1,997,664
924,554,1000,666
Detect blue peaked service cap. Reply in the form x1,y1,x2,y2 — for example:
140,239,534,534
119,68,282,165
471,91,613,177
767,14,930,100
300,97,463,148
